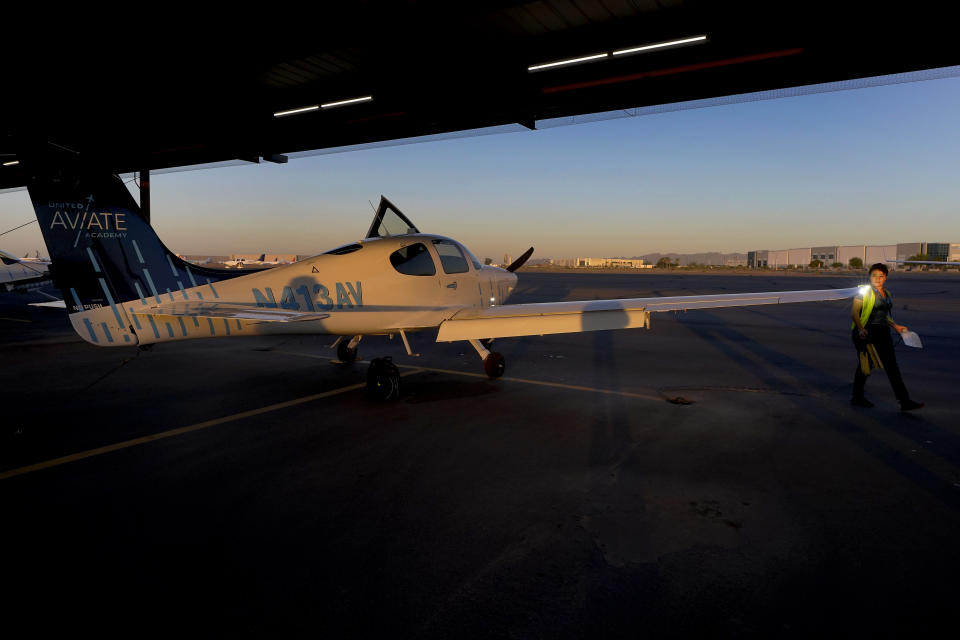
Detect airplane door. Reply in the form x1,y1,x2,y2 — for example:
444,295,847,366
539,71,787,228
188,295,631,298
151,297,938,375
431,239,476,306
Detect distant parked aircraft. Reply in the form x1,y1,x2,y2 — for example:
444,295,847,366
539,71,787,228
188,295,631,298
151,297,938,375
1,249,51,292
223,254,292,268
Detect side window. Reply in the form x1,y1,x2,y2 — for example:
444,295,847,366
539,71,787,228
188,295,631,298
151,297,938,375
390,243,436,276
433,239,469,274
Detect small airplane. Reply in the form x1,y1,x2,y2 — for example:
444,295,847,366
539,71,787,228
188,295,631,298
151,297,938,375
223,254,291,268
23,165,861,399
1,248,51,293
223,254,265,268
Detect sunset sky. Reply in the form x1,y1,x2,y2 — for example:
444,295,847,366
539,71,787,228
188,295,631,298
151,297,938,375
3,68,959,261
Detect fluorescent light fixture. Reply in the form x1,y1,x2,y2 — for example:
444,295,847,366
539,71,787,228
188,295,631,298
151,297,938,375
273,96,373,117
528,53,608,72
321,95,373,109
612,35,707,57
2,160,19,166
274,105,320,117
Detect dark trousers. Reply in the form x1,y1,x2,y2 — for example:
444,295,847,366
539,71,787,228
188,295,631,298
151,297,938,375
852,326,910,403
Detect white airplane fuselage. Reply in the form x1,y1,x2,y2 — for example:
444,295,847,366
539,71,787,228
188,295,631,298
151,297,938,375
70,233,517,346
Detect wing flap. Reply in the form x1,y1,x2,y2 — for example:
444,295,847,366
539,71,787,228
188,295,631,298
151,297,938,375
436,286,860,341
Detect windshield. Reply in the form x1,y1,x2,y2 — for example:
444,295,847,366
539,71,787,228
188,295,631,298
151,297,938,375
459,243,483,270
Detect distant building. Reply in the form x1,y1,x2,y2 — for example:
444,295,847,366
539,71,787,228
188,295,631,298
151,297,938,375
745,242,958,270
811,246,837,264
605,258,648,268
748,250,768,268
896,242,923,261
788,248,811,267
865,245,897,266
768,249,789,268
552,257,651,268
927,243,950,262
837,245,865,266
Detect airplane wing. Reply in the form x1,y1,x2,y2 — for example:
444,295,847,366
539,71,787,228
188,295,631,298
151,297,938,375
135,302,330,323
28,291,66,308
436,286,861,341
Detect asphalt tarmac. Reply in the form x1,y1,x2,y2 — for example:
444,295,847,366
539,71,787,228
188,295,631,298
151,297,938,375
2,271,958,638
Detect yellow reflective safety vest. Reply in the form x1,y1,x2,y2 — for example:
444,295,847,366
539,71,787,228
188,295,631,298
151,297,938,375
851,286,877,330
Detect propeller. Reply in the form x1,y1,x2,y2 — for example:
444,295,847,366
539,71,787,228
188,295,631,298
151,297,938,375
506,247,534,272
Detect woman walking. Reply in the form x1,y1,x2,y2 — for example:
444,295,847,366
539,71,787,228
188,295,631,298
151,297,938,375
851,263,923,410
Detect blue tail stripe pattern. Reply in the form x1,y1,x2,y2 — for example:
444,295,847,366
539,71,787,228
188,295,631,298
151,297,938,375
98,278,124,326
82,318,98,343
146,315,161,339
24,164,252,340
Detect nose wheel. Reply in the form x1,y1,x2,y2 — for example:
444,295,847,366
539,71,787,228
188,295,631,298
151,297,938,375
483,352,505,379
469,339,505,379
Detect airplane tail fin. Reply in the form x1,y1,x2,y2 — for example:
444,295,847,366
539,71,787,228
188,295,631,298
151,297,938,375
23,159,242,345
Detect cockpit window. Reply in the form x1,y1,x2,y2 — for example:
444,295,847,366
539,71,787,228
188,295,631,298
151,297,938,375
432,239,469,274
390,243,436,276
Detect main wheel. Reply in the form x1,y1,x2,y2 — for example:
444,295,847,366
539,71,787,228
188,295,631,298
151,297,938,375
483,352,505,379
366,357,400,401
337,339,358,364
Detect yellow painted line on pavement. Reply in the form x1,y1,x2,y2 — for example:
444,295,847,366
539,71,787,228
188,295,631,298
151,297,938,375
1,381,369,481
0,316,31,323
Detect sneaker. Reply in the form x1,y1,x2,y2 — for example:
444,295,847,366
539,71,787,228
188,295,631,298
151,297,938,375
900,400,924,412
851,397,874,408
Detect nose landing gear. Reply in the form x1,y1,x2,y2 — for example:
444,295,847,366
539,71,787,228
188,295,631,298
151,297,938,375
469,338,505,379
483,352,505,378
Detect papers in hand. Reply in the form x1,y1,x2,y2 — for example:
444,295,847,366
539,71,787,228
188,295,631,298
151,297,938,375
901,330,923,348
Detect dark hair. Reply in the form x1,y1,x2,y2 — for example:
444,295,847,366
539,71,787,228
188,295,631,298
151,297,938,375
869,263,888,276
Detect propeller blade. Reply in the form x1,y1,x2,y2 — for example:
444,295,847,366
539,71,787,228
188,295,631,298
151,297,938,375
506,247,534,272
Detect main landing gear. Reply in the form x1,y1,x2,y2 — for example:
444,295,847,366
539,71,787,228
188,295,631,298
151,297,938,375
332,335,400,401
333,334,503,401
334,335,360,364
470,338,505,379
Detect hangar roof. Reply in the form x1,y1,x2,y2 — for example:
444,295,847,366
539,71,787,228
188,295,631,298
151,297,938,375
2,1,958,188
